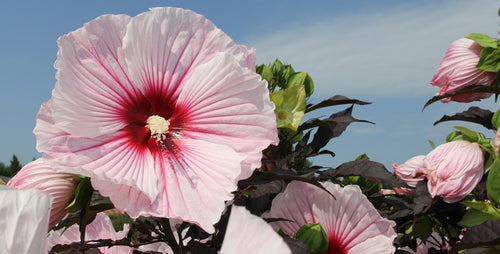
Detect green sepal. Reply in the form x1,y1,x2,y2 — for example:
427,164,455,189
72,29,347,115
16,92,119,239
492,109,500,130
476,47,500,72
459,200,500,227
487,157,500,204
271,59,284,76
270,85,307,131
465,33,498,49
66,177,94,213
452,126,480,142
446,131,463,142
295,223,329,254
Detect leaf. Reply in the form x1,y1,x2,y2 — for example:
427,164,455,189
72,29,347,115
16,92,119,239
306,95,371,113
66,177,94,213
239,169,335,199
317,159,407,188
487,157,500,204
465,33,499,49
423,85,500,109
282,236,311,254
452,126,481,142
433,107,495,130
492,109,500,130
287,72,308,89
295,223,329,254
256,64,273,84
476,47,500,72
246,181,285,216
307,106,374,152
413,180,433,215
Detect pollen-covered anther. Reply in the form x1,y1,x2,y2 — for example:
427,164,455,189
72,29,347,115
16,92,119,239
146,115,170,141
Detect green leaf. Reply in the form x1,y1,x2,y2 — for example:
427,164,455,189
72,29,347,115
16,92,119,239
271,59,284,75
303,73,314,97
459,200,500,227
256,64,273,84
411,215,433,241
270,85,307,131
465,33,499,49
295,223,329,254
66,177,94,213
287,72,308,89
487,158,500,204
492,109,500,130
476,47,500,72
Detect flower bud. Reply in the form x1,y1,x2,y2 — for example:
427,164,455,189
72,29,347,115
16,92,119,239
431,38,496,103
392,155,427,196
425,140,484,203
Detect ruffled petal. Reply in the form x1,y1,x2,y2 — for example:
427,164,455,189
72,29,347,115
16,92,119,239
220,206,291,254
265,181,396,254
52,14,137,137
7,158,78,229
122,7,254,100
94,138,244,233
35,101,161,201
177,53,278,178
0,186,52,254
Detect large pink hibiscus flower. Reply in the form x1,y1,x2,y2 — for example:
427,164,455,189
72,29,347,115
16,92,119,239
265,181,396,254
34,7,278,233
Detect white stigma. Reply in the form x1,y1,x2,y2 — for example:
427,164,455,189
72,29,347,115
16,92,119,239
146,115,170,141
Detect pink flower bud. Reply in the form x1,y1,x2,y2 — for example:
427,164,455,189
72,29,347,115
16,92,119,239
392,155,427,196
431,38,496,103
7,158,79,229
425,140,484,203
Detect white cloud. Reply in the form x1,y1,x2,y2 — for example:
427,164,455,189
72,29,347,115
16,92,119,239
245,0,500,98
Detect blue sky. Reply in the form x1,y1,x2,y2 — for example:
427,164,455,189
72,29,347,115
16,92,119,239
0,0,499,170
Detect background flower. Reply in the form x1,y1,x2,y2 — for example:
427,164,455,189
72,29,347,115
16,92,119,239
34,7,278,233
0,186,52,254
47,212,131,254
430,38,496,103
7,158,78,229
264,181,396,254
425,140,484,203
220,205,291,254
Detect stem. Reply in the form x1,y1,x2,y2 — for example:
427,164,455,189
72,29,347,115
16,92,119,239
160,218,182,254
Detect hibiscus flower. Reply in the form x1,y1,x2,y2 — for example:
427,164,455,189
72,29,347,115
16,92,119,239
34,7,278,233
264,181,396,254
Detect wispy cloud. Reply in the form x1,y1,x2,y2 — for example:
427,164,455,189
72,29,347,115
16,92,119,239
245,0,499,97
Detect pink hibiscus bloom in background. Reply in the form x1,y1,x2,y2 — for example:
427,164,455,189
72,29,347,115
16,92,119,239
34,7,278,232
264,181,397,254
7,158,78,229
425,140,484,203
220,206,291,254
47,212,131,254
392,155,427,196
431,38,496,103
0,186,52,254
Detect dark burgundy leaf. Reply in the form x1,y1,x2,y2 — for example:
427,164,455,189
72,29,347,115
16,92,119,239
308,106,374,152
306,95,371,113
413,180,432,215
433,106,494,130
282,236,311,254
317,159,407,188
423,84,500,109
